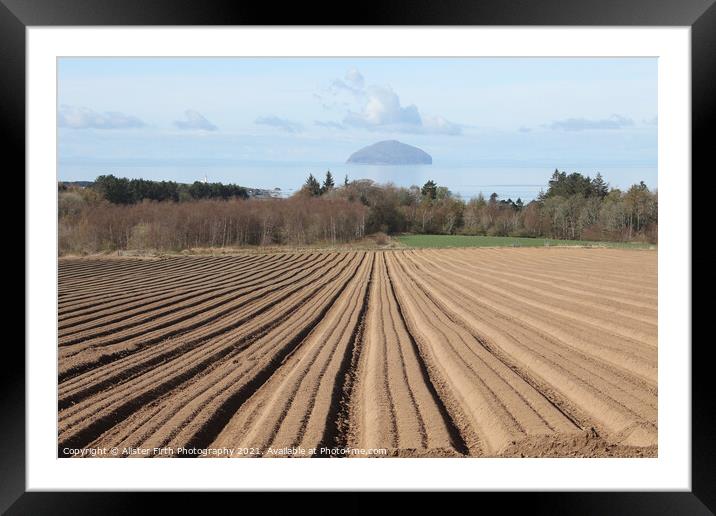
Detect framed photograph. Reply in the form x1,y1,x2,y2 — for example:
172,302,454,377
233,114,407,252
8,0,710,511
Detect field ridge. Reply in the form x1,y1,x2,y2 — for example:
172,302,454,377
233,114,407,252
58,247,657,457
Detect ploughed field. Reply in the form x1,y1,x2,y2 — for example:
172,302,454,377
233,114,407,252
58,248,657,457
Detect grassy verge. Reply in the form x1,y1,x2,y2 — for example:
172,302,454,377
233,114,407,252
58,234,655,258
396,234,656,249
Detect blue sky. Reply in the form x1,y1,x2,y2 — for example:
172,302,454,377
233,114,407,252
58,57,657,183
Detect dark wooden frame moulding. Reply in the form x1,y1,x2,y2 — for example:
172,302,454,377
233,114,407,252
4,0,710,513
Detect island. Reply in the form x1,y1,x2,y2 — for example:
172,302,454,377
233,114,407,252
346,140,433,165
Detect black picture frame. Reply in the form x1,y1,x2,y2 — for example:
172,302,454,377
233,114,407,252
6,0,710,512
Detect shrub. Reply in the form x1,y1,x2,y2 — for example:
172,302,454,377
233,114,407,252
374,232,389,246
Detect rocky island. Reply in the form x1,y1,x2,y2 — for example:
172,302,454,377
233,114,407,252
346,140,432,165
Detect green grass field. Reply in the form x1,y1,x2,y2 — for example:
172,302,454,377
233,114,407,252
396,234,655,249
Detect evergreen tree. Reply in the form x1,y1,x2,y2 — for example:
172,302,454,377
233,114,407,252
545,170,594,198
421,180,437,200
592,172,609,198
321,170,335,194
94,174,134,204
304,173,321,196
344,174,349,187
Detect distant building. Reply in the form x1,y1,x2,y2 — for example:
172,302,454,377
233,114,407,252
247,187,283,199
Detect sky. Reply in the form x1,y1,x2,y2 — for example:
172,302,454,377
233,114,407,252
58,57,657,189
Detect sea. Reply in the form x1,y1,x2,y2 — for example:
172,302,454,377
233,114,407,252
59,161,657,202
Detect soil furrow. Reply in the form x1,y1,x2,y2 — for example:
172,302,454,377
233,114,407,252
57,248,657,458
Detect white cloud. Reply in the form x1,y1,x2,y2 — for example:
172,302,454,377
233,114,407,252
345,86,421,127
329,69,366,97
58,105,145,129
319,70,462,136
342,82,461,135
314,120,345,130
345,68,364,89
255,115,303,133
548,114,634,131
422,115,463,136
173,110,218,131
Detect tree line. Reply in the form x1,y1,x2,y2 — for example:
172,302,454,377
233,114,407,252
57,168,656,255
60,175,250,205
294,169,656,243
59,189,366,255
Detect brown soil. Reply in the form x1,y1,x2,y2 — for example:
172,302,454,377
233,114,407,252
58,248,657,458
